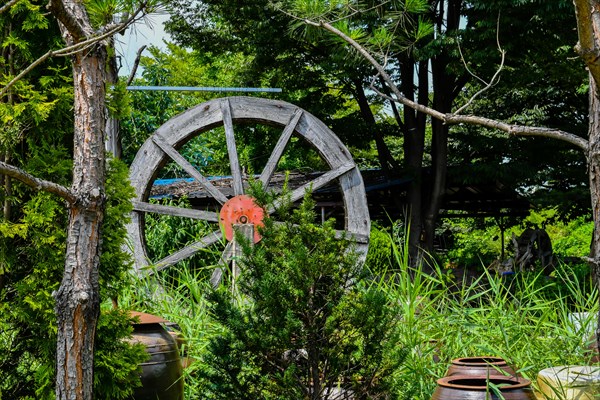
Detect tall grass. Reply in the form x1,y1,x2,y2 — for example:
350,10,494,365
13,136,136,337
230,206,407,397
119,266,222,398
374,233,599,397
121,228,599,399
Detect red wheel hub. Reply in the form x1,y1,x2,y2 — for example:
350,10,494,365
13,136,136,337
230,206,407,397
219,195,265,243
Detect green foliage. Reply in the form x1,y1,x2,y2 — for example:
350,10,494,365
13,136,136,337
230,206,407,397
99,157,136,299
144,196,219,271
0,154,146,398
442,208,594,271
364,228,599,398
443,218,503,268
546,216,593,258
365,223,395,274
195,190,405,399
106,80,132,120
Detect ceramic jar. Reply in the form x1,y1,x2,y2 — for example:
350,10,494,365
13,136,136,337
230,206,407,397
432,375,535,399
446,356,517,378
537,365,600,399
129,312,184,400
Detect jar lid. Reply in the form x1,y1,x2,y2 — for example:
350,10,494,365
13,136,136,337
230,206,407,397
129,311,168,325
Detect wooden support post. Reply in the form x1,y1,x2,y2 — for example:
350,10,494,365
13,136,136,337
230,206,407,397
231,223,254,293
210,223,254,290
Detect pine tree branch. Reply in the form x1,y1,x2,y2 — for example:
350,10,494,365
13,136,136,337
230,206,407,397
47,0,88,41
0,3,147,99
0,161,75,204
0,0,19,15
304,18,589,152
0,50,55,99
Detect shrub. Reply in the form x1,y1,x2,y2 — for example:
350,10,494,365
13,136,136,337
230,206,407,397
195,190,406,399
0,158,147,399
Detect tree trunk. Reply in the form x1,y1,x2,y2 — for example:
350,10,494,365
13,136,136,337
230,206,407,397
53,44,107,400
351,78,399,177
587,73,600,353
422,0,463,254
399,54,427,265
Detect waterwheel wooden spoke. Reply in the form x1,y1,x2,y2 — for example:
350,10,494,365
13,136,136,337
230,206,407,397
127,96,370,275
259,108,303,188
221,98,244,196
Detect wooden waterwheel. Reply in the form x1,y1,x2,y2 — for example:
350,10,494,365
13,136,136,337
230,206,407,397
127,96,370,277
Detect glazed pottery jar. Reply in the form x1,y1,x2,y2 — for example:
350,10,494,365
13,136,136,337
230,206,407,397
446,356,517,378
432,375,535,399
129,312,184,400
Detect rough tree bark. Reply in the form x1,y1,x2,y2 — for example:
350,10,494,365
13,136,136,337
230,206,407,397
48,0,108,397
54,47,107,399
0,0,140,397
588,75,600,351
573,0,600,358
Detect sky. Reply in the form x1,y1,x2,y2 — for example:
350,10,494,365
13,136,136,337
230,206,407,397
114,12,171,79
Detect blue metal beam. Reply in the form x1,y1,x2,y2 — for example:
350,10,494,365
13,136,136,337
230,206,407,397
126,86,282,93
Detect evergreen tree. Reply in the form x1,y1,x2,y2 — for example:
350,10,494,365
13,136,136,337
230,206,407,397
197,189,406,399
0,2,147,396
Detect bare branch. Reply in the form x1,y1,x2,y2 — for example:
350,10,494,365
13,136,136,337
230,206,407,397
127,45,147,85
303,19,446,118
0,161,75,204
454,12,506,115
456,40,488,86
444,113,589,150
0,0,19,15
0,50,55,99
304,18,589,152
0,3,147,99
52,3,146,57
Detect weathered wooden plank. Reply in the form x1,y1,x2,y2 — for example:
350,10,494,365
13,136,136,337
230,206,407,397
271,162,355,212
221,98,244,196
334,229,369,244
132,200,219,222
126,209,149,274
151,135,229,205
259,108,303,187
153,230,223,272
338,166,370,236
154,99,222,146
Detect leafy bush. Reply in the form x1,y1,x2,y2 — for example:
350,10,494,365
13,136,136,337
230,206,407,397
442,209,594,270
443,218,503,269
546,216,593,258
195,191,406,399
0,158,147,399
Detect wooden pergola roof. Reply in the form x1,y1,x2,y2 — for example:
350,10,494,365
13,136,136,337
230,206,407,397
150,168,530,221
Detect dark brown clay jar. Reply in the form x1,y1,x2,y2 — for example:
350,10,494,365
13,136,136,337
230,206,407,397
431,375,535,400
446,356,517,378
129,312,184,400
